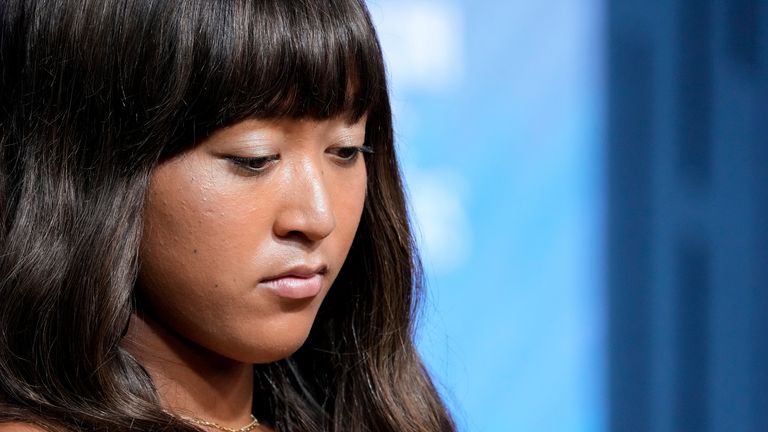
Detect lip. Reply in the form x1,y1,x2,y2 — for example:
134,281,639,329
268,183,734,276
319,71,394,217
259,264,327,299
261,264,328,281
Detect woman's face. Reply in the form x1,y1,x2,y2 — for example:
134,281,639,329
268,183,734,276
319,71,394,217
136,116,368,363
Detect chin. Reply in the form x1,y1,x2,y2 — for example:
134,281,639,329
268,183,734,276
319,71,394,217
224,319,316,364
247,348,302,364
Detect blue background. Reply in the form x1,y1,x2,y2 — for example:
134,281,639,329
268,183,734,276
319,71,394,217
368,1,605,431
369,1,768,432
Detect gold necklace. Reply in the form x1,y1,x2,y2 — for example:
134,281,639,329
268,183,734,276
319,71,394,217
167,412,261,432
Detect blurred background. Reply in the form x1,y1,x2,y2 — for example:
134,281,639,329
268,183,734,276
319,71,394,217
367,1,768,431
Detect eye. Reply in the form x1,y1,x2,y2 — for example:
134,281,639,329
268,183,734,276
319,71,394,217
226,154,280,175
328,145,373,164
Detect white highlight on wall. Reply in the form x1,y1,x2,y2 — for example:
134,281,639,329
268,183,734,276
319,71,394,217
368,0,464,91
409,169,472,274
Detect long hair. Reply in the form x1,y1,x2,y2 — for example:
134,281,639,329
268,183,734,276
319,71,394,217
0,0,455,431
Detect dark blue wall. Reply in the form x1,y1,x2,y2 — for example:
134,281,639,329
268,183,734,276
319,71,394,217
608,1,768,431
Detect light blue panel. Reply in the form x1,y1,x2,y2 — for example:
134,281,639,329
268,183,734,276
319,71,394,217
368,1,605,431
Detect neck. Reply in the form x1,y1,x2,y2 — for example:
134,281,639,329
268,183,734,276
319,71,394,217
122,313,255,428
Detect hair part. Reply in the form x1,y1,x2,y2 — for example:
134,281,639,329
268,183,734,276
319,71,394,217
0,1,455,431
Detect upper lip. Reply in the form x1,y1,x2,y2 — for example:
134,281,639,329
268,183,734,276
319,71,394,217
260,264,328,282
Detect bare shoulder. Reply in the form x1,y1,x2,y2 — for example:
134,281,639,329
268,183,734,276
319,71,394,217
0,423,48,432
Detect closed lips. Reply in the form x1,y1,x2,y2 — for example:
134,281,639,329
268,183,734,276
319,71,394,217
259,266,327,299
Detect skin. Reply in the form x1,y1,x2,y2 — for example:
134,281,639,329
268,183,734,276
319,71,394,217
122,115,369,430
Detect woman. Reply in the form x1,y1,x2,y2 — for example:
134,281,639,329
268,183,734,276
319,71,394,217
0,0,455,431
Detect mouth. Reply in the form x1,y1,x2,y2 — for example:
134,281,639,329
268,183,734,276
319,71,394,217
259,264,328,299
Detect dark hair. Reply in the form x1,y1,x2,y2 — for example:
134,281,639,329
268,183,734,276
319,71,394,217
0,0,455,431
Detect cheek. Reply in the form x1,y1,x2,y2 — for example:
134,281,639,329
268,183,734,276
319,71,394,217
139,157,272,295
338,175,367,224
137,156,292,362
328,167,368,257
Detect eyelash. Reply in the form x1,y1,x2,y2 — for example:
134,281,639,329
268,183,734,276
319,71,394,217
227,154,280,174
329,145,374,164
227,146,373,175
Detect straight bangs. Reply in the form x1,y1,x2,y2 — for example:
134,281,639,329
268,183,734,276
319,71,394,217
159,0,386,152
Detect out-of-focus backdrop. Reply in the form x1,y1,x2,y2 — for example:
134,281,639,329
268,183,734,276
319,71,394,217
368,0,604,430
368,1,768,431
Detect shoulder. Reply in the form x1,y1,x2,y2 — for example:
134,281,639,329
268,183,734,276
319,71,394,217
0,423,48,432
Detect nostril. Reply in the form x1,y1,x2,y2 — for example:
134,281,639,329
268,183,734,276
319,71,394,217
273,209,335,242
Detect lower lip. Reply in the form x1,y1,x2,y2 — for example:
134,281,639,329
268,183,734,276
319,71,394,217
259,273,323,299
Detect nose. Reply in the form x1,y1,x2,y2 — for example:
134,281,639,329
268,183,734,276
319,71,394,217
273,160,336,243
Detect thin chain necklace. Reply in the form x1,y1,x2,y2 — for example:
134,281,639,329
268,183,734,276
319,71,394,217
166,411,261,432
